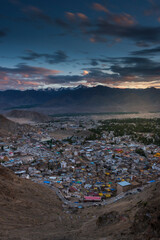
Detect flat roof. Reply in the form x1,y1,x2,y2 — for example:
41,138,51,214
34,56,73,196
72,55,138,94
117,181,131,187
84,196,101,201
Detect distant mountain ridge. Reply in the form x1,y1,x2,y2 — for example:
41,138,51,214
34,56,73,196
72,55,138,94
0,86,160,114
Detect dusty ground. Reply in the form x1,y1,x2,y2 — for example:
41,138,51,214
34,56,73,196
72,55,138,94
6,117,35,125
0,166,160,240
49,129,90,140
91,112,160,121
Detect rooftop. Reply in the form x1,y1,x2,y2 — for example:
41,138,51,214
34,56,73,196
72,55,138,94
117,181,131,187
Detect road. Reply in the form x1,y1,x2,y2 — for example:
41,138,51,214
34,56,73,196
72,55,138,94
49,184,145,208
36,178,160,209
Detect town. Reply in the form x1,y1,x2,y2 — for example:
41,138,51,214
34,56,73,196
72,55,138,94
1,117,160,208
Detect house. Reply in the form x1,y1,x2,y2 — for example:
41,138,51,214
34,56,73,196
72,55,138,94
117,181,131,194
84,196,101,202
61,161,67,168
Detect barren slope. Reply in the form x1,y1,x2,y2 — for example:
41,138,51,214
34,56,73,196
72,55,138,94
0,165,159,240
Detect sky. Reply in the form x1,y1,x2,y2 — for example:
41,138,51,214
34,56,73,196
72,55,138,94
1,0,160,90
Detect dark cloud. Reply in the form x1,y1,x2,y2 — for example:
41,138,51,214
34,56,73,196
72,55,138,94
90,59,99,66
0,63,61,75
45,67,117,85
89,35,107,43
22,6,54,25
77,56,160,86
136,41,151,48
57,12,160,45
0,28,8,38
144,0,160,16
92,3,136,27
46,75,83,84
20,50,68,64
88,18,160,44
56,12,91,35
55,18,71,30
0,63,61,90
1,57,160,90
131,46,160,55
110,57,160,77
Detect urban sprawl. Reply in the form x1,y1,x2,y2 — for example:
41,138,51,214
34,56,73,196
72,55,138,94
1,117,160,208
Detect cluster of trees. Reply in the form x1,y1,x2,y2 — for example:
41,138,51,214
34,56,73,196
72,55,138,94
86,118,160,146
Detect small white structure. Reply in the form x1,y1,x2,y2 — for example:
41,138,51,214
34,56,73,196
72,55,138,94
61,161,67,168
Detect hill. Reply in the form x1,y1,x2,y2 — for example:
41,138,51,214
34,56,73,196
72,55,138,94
0,165,159,239
0,114,23,136
6,110,51,123
76,182,160,240
0,86,160,114
0,165,77,240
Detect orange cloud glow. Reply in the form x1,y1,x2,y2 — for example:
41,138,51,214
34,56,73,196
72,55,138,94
25,66,61,75
66,12,76,21
82,70,89,76
22,81,39,86
93,3,109,13
112,13,136,26
77,13,88,21
90,38,96,43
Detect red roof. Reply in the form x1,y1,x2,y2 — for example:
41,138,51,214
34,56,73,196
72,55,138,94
84,196,101,201
69,186,77,192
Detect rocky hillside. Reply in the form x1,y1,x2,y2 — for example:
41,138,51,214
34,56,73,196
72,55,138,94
76,182,160,240
0,114,21,136
0,165,76,240
0,165,159,240
0,114,32,136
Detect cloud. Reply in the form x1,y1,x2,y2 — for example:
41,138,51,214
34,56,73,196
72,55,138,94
1,58,160,89
131,46,160,55
92,3,109,13
88,18,160,44
20,50,68,64
0,29,8,38
55,18,71,30
82,70,89,75
54,4,139,45
65,11,90,26
111,13,136,27
66,12,76,21
110,57,160,78
46,74,83,84
92,3,136,27
0,63,61,75
90,59,99,66
136,41,151,48
22,5,54,25
0,64,61,89
144,0,160,16
89,35,107,43
45,68,116,86
54,4,159,46
77,13,88,21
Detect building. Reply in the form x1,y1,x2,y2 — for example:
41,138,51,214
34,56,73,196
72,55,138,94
117,181,131,194
84,196,101,202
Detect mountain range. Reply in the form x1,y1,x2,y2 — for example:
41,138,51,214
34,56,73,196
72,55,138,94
0,86,160,114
